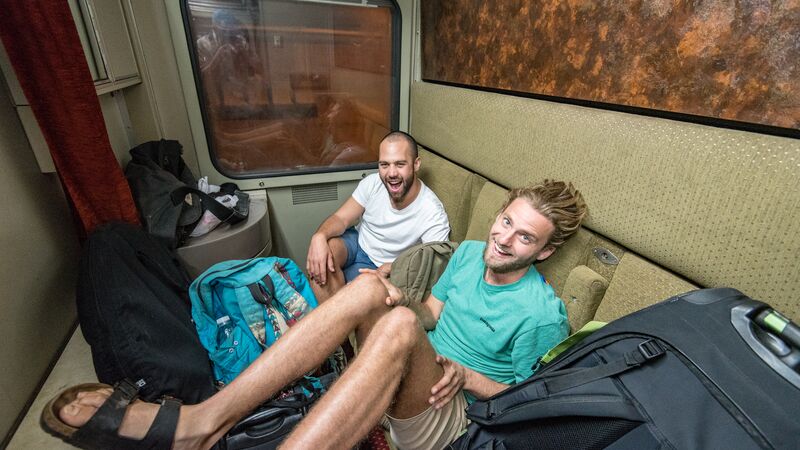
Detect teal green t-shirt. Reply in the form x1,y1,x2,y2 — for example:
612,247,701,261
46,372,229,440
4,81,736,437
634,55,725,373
428,240,568,386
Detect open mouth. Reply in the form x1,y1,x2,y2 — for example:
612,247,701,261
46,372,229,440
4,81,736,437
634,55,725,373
493,240,512,257
386,179,403,194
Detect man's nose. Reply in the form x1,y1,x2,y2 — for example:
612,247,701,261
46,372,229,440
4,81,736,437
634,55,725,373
497,229,514,246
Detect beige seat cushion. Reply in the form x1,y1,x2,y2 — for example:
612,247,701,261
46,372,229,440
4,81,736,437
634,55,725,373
595,253,697,322
560,265,609,332
464,182,507,241
418,149,485,242
536,228,594,297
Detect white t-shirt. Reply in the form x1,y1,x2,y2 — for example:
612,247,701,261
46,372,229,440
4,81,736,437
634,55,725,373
352,173,450,266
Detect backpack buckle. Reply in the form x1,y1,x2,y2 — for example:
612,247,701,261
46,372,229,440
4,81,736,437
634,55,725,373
638,339,665,360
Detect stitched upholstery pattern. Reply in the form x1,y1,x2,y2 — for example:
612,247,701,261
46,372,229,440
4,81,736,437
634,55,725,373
464,182,507,242
594,253,698,322
418,149,486,242
411,81,799,319
584,235,626,285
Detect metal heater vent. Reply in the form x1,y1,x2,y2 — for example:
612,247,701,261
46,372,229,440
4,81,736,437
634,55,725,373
292,183,338,205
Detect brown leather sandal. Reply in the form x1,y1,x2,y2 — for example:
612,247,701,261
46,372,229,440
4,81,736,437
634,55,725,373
40,379,180,449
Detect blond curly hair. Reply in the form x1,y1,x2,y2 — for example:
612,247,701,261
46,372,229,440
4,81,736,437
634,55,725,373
500,180,588,248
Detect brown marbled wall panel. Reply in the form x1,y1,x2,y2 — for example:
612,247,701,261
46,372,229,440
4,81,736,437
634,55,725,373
422,0,800,130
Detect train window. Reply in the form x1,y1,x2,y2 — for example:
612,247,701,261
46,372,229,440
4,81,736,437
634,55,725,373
182,0,399,177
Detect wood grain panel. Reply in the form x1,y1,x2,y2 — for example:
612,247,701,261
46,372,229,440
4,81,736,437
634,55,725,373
422,0,800,130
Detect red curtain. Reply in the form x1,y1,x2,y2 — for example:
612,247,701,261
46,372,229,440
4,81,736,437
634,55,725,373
0,1,139,236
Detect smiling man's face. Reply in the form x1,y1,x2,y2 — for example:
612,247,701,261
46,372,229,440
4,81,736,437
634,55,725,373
377,139,419,206
484,198,556,274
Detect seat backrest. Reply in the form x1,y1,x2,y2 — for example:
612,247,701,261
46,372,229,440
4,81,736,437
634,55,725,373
420,163,701,332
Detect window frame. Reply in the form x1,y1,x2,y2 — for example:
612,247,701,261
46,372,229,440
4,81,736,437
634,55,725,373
180,0,402,179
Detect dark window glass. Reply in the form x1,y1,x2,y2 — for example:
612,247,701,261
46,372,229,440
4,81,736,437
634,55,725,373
184,0,397,177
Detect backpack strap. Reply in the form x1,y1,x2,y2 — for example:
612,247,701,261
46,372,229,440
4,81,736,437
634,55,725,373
247,275,276,305
540,338,666,394
245,274,280,344
475,339,666,422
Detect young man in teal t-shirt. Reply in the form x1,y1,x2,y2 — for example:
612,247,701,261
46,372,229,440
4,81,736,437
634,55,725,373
428,240,568,389
47,181,587,450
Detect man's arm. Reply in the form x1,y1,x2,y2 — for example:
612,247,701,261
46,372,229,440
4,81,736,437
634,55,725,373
306,197,364,284
367,271,508,407
414,293,443,331
463,366,510,399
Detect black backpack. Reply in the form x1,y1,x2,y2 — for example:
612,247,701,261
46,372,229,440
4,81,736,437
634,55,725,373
124,140,204,248
77,222,217,403
449,288,800,450
125,140,248,248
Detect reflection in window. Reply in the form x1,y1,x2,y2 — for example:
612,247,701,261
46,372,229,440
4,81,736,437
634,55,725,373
184,0,396,177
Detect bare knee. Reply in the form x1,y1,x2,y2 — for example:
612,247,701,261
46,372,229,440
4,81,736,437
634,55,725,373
327,237,348,269
372,307,422,351
346,273,389,304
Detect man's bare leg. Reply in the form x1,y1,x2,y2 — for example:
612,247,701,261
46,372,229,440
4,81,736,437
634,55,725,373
309,237,347,304
283,306,446,448
59,274,399,449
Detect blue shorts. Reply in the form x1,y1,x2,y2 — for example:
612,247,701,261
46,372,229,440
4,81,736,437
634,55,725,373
340,228,377,282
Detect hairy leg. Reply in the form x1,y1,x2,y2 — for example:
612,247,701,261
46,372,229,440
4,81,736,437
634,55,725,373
352,295,445,419
60,274,394,449
310,236,347,304
283,307,442,449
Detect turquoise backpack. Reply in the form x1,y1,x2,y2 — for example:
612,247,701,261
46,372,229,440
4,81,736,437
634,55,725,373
190,257,318,384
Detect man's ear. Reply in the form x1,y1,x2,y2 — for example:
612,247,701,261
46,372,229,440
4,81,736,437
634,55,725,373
413,156,421,172
536,246,556,261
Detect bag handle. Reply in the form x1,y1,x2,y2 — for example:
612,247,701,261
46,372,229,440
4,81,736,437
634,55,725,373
247,275,276,306
169,186,243,224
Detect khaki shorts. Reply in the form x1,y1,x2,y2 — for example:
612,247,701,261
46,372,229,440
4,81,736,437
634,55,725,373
385,392,468,450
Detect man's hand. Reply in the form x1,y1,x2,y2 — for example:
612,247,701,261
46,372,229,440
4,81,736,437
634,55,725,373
359,268,408,307
306,234,335,285
430,355,466,409
376,262,392,278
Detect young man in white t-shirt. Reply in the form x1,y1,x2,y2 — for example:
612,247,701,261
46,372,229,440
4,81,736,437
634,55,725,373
306,131,450,303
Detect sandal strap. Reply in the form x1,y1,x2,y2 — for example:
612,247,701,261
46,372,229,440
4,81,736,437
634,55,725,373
70,379,179,450
72,379,139,447
139,397,181,447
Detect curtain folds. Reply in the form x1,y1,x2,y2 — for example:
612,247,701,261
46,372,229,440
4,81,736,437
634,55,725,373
0,0,140,236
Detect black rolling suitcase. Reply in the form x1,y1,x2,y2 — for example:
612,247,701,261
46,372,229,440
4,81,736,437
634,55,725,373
77,223,337,449
450,288,800,450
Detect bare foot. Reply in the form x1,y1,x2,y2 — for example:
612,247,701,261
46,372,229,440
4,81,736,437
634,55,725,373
56,387,223,449
58,388,160,440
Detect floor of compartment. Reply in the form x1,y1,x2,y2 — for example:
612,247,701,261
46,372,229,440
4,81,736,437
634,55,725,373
8,326,95,450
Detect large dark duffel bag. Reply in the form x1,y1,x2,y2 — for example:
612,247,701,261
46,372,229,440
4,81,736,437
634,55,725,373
450,288,800,450
78,221,217,403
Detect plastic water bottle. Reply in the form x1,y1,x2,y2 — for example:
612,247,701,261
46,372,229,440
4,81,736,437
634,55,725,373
216,315,234,342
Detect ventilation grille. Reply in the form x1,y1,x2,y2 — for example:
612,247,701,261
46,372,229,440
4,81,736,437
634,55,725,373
292,183,338,205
